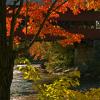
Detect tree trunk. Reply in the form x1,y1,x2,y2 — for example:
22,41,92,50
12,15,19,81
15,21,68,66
0,48,15,100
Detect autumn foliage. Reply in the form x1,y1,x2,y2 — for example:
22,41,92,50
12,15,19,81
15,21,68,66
6,0,100,49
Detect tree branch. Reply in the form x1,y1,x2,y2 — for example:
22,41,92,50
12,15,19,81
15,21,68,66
16,0,69,55
15,0,58,55
9,0,23,48
27,0,68,49
52,0,68,12
27,0,58,49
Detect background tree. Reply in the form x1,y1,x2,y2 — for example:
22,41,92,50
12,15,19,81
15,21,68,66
0,0,100,99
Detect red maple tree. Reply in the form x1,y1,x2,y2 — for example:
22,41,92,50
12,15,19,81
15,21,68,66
7,0,100,47
7,0,100,57
7,0,97,45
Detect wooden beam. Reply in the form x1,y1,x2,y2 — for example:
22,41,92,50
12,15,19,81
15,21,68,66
66,29,100,40
59,11,100,21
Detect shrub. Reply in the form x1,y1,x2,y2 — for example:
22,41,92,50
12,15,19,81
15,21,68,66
37,79,100,100
14,57,31,65
36,70,80,100
17,63,100,100
17,64,41,81
44,42,74,73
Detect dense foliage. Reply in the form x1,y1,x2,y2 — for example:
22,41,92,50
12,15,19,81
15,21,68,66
28,42,74,72
6,0,100,48
17,64,100,100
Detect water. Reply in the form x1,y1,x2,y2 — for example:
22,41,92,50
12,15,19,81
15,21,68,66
11,65,37,96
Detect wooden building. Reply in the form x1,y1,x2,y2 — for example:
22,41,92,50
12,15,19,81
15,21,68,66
58,10,100,40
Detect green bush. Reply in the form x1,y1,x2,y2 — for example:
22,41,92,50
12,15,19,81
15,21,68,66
38,78,79,100
69,88,100,100
37,78,100,100
14,57,31,65
36,70,80,100
44,42,74,73
17,64,41,81
17,63,100,100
